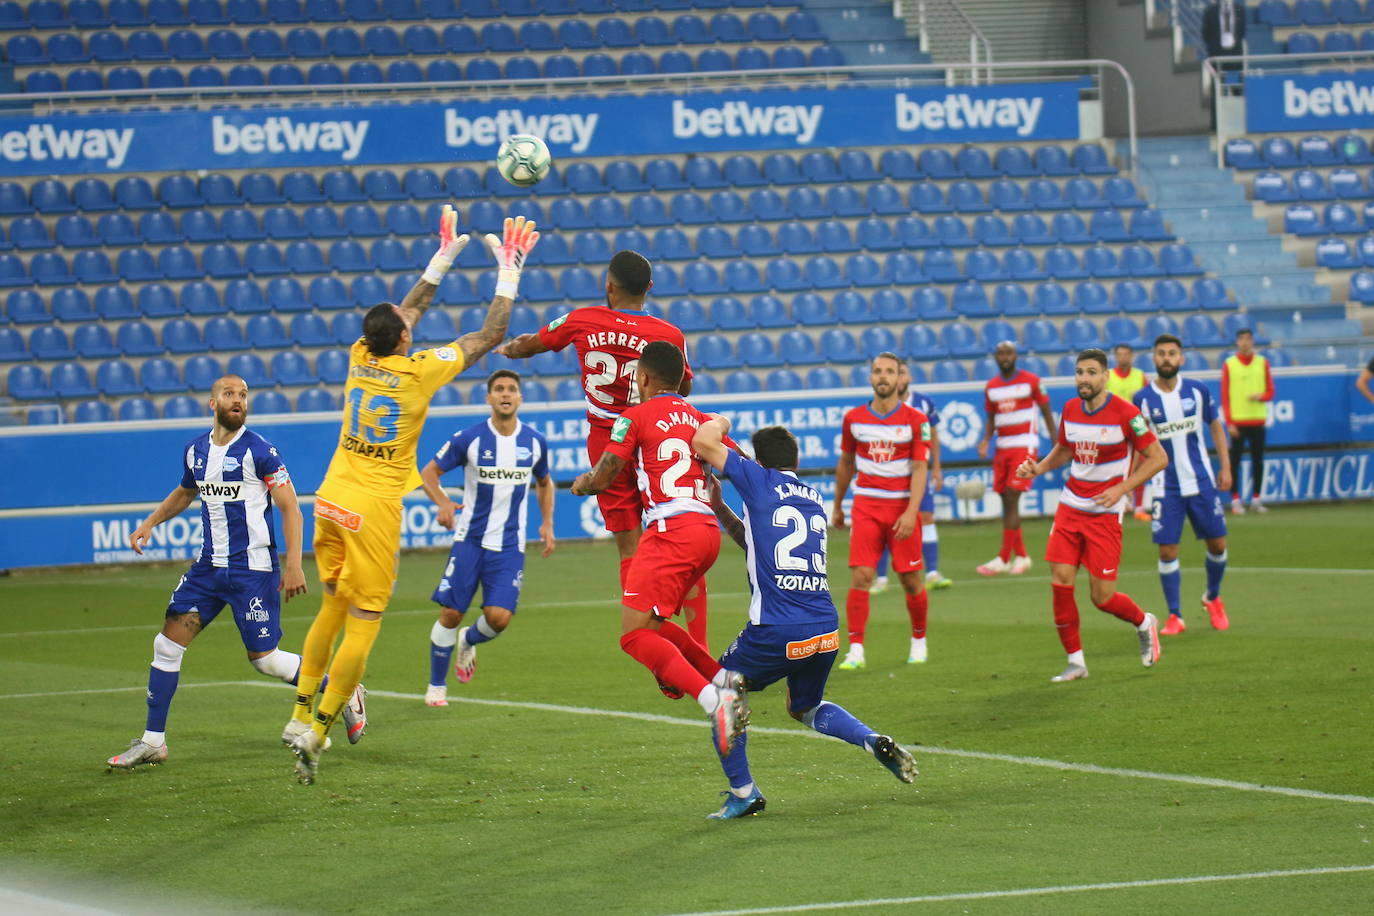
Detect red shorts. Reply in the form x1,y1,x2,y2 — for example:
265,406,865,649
848,496,922,573
587,423,643,533
1045,505,1124,580
622,515,721,618
993,449,1036,494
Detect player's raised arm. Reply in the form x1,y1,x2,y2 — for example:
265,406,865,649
268,480,307,601
397,204,470,328
1017,442,1073,480
455,216,539,367
571,450,626,496
705,473,748,551
691,415,733,472
496,331,549,359
129,485,198,554
419,459,458,530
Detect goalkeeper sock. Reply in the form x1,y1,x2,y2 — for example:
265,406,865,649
314,613,381,739
1204,550,1227,601
294,589,348,724
429,620,457,688
1158,559,1182,617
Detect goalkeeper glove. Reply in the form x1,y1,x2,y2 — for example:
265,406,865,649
421,203,470,286
484,216,540,300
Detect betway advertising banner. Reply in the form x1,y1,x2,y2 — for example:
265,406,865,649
0,368,1366,569
1245,72,1374,133
0,82,1082,176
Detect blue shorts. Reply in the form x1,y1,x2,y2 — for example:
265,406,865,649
166,559,282,653
1152,490,1228,545
431,538,525,613
718,618,840,715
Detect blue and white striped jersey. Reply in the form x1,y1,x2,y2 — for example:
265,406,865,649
433,419,549,553
179,428,290,572
1133,378,1219,497
722,451,838,627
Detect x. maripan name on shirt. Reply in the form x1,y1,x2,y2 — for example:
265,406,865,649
342,436,398,460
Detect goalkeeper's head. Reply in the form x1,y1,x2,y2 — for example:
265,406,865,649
363,303,411,357
606,250,652,307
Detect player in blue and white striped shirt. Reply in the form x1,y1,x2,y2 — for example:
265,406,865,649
1133,335,1234,634
421,370,555,706
107,375,342,769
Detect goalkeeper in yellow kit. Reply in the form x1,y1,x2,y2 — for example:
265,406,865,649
285,207,540,784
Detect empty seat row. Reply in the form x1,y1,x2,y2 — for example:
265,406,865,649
1283,28,1374,52
1252,167,1374,202
1282,200,1374,234
1316,235,1374,268
0,0,808,32
1260,0,1374,27
1226,134,1374,169
20,45,841,94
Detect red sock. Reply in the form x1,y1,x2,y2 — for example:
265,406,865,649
658,620,721,681
1094,591,1146,627
845,588,870,644
618,555,633,589
619,628,710,699
999,528,1015,562
682,578,709,650
905,589,929,639
1051,584,1082,654
1009,528,1027,558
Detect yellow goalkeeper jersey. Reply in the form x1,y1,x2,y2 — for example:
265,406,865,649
318,338,467,502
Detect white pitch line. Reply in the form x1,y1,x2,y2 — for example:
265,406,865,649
0,681,253,701
656,864,1374,916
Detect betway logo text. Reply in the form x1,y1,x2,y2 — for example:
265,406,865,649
212,115,369,161
895,92,1044,138
1282,79,1374,118
0,124,133,169
672,100,822,145
444,109,597,153
196,480,244,502
477,466,532,484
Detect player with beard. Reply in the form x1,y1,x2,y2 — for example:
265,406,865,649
107,375,331,768
1016,349,1169,682
1133,335,1232,635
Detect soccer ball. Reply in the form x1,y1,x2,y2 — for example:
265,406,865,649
495,134,551,188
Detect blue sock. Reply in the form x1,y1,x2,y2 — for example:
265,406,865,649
1205,550,1227,601
803,701,873,749
716,730,753,791
429,643,453,687
923,539,939,574
1158,559,1181,616
145,666,178,733
464,617,501,647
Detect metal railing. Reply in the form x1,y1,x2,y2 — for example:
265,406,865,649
901,0,993,84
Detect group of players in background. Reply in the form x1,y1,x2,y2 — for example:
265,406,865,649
108,204,1252,816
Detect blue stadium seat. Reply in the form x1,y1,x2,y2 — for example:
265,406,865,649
1034,145,1075,176
941,321,981,358
802,366,841,389
75,324,119,359
930,360,968,384
1083,244,1122,278
1089,210,1132,242
859,327,897,360
1067,178,1107,209
901,323,944,361
1121,244,1163,277
952,280,993,317
160,395,202,419
9,218,52,251
964,249,1004,283
138,358,183,394
1293,168,1333,201
31,327,76,361
53,364,99,401
1063,317,1102,350
738,331,781,367
1014,213,1054,245
95,359,141,396
1020,318,1061,353
1104,316,1145,350
1073,144,1116,175
1131,209,1172,241
1113,279,1152,313
1153,279,1192,312
32,252,75,286
819,328,858,363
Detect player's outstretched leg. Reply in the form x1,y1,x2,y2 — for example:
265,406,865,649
801,702,917,784
709,728,765,820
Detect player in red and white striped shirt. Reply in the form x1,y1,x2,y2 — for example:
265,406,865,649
976,342,1055,577
1016,349,1169,683
831,353,931,669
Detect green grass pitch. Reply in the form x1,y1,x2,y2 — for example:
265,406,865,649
2,505,1372,915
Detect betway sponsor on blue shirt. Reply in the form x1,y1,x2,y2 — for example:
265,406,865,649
0,83,1080,176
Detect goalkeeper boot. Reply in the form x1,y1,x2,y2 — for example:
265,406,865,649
869,735,918,784
342,683,367,745
453,627,477,684
282,718,331,750
106,739,167,770
290,730,325,785
707,788,766,820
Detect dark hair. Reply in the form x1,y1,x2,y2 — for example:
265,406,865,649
871,351,902,370
752,425,799,470
486,369,521,392
608,250,652,297
1112,342,1133,352
1076,347,1109,369
1153,333,1183,350
1234,327,1253,340
363,302,406,357
639,340,684,388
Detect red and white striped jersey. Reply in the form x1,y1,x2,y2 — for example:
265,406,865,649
840,403,930,500
601,393,714,526
537,306,692,431
984,369,1050,452
1057,393,1158,515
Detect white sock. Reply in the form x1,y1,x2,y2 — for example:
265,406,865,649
848,643,865,657
711,669,730,688
730,782,755,798
695,683,720,714
1138,616,1154,631
1067,650,1086,667
910,636,926,646
431,620,459,648
152,633,186,673
476,617,501,641
250,648,300,682
140,730,166,748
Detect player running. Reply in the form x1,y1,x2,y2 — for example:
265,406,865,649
420,369,555,706
1016,348,1169,683
1108,343,1152,522
570,341,748,756
1132,335,1232,635
498,251,711,646
976,341,1056,576
107,375,336,768
286,209,539,784
831,352,931,670
693,418,918,819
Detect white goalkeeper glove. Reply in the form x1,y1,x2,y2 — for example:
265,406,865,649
421,203,470,285
484,215,540,300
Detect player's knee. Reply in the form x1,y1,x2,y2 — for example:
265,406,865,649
898,573,924,595
1157,544,1180,562
483,607,512,631
437,607,463,628
1089,584,1116,607
323,580,338,596
788,705,810,723
850,567,876,589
